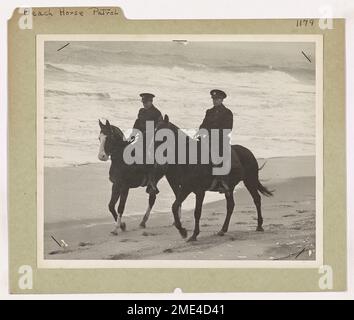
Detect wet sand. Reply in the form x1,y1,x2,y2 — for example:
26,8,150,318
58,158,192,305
43,156,316,261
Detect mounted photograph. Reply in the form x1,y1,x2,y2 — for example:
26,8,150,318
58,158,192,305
36,34,323,267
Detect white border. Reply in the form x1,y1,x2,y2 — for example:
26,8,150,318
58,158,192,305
36,34,323,269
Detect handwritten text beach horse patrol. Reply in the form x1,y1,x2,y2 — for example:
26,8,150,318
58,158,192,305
29,8,120,17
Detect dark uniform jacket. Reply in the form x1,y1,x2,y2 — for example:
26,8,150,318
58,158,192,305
110,105,162,182
133,105,162,133
199,104,233,131
199,104,235,170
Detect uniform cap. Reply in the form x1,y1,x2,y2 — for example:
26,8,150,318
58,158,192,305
140,93,155,100
210,89,227,99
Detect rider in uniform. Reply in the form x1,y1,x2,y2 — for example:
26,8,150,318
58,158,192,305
132,93,163,135
130,93,163,194
199,89,243,194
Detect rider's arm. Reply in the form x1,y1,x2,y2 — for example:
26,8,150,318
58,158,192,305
221,110,233,130
199,109,210,129
130,110,144,141
155,110,163,124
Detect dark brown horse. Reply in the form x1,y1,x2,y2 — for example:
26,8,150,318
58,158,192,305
98,119,181,235
151,115,273,242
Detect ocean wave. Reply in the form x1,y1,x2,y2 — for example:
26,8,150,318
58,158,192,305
45,63,84,75
219,64,275,73
45,89,111,99
258,137,315,146
45,60,303,83
45,63,70,73
43,48,316,168
45,63,95,81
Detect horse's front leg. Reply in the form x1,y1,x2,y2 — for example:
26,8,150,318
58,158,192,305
187,190,205,242
109,183,120,234
139,193,156,228
112,187,129,235
167,177,182,226
172,187,191,239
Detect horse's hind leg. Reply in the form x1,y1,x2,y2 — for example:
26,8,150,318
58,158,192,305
218,190,235,236
109,183,120,223
140,193,156,228
244,181,264,232
112,188,129,235
172,188,191,239
187,191,205,242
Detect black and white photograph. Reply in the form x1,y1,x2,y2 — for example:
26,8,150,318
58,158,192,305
38,35,322,266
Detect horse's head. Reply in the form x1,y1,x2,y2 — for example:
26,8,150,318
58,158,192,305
98,119,126,161
151,114,175,150
145,114,171,173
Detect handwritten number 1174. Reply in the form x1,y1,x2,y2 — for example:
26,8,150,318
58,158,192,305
296,19,315,27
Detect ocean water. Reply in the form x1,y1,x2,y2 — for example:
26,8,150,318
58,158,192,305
44,41,316,168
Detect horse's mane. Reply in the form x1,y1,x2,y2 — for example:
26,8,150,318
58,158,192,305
162,120,194,142
111,125,125,141
165,121,180,133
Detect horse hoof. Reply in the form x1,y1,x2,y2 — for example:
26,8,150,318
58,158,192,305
111,230,118,236
120,222,126,231
187,236,197,242
139,222,146,229
256,226,264,232
179,228,188,239
217,230,225,236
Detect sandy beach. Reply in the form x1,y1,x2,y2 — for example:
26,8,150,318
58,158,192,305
43,156,316,261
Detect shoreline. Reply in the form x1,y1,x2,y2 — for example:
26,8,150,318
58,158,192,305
44,154,316,169
43,155,316,261
44,155,315,225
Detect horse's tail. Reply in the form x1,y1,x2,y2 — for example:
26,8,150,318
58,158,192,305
257,181,274,197
232,144,274,197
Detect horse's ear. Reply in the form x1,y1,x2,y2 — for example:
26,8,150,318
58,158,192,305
99,119,104,129
164,114,169,123
106,120,111,127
